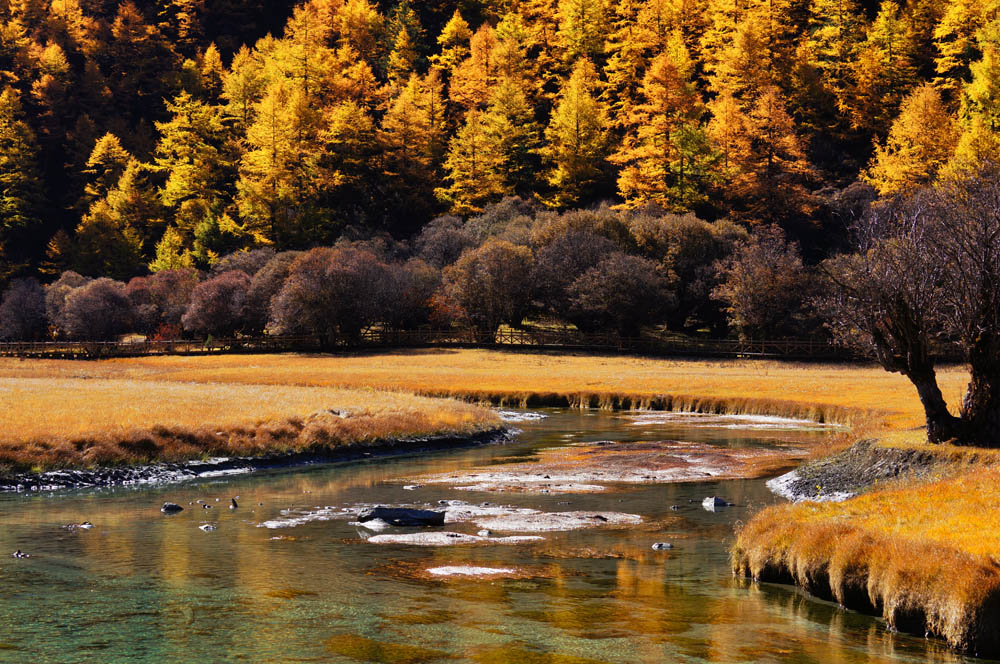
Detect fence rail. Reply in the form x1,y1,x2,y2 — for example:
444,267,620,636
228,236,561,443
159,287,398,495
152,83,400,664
0,328,862,361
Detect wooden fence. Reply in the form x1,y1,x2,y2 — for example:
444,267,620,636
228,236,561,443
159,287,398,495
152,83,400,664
0,328,859,361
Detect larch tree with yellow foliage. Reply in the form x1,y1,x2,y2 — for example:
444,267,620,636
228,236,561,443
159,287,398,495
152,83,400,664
802,0,863,133
846,1,917,137
715,85,816,227
556,0,607,62
436,109,507,214
949,24,1000,174
430,10,472,78
378,71,447,221
539,58,610,207
865,83,957,196
236,81,324,247
611,35,717,210
448,24,499,112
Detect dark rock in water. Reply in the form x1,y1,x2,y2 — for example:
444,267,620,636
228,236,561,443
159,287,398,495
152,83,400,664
651,542,674,550
356,506,445,527
670,505,681,511
161,502,184,514
199,524,217,532
203,504,212,509
11,550,29,558
230,498,238,509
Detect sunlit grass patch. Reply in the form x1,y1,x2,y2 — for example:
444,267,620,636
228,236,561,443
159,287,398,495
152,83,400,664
1,350,967,429
0,375,497,472
733,467,1000,653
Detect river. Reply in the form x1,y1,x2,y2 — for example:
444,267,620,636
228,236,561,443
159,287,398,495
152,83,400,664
0,409,984,663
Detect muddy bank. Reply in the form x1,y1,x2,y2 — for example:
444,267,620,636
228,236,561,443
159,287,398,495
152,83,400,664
766,438,944,502
0,428,511,492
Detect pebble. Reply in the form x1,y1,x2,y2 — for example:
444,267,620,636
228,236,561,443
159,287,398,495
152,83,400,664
199,524,217,532
402,485,422,491
11,549,29,558
161,502,184,514
651,542,674,550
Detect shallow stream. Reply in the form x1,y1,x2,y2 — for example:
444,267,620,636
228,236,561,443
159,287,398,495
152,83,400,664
0,410,985,663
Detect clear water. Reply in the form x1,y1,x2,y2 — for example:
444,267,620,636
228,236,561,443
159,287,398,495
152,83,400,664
0,410,985,664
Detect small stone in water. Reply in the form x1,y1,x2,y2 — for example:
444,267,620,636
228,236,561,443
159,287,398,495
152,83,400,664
478,529,492,537
403,485,422,490
670,505,681,511
199,524,217,532
11,549,29,558
651,542,673,550
161,502,184,514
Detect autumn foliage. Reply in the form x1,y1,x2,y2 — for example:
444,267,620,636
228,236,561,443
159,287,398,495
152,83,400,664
0,0,993,285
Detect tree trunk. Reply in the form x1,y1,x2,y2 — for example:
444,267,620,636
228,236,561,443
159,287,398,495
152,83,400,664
961,339,1000,446
907,366,962,443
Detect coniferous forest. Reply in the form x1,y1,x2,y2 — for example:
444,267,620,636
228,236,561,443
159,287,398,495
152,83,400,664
0,0,996,341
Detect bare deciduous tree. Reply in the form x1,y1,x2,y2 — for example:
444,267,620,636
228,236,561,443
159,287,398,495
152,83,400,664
61,278,133,341
181,270,251,337
822,169,1000,445
0,278,47,340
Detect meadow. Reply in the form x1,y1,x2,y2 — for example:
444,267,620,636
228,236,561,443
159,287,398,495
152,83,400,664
0,366,497,473
0,349,971,471
0,348,968,423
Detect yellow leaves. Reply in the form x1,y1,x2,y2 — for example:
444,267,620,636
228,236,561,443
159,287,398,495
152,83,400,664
864,83,957,196
433,9,473,75
540,58,610,206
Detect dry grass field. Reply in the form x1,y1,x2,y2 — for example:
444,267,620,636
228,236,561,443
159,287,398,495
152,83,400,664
0,369,496,472
0,348,969,424
733,467,1000,654
0,349,972,470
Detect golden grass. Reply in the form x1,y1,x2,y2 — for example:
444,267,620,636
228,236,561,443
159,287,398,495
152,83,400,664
0,350,970,427
0,350,969,471
0,374,496,473
732,470,1000,653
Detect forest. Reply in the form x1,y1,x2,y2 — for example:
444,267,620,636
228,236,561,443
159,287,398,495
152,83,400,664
0,0,996,341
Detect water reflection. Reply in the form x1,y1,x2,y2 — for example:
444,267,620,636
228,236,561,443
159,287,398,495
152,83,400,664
0,410,985,663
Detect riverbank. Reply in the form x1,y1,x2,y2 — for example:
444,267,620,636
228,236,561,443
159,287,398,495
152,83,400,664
0,373,499,483
0,427,510,491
